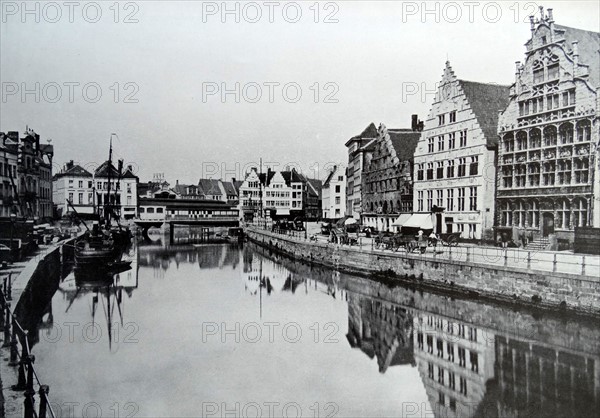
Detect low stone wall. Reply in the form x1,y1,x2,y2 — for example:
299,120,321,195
246,227,600,317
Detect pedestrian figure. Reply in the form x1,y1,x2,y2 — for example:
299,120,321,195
502,232,508,249
429,231,438,251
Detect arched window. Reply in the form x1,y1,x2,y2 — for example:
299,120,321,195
503,133,514,152
529,128,541,149
573,198,588,228
516,131,528,151
576,120,591,142
559,122,573,144
556,199,570,230
389,200,394,213
516,201,526,227
544,126,557,146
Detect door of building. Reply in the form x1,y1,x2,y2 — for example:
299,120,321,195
436,213,442,234
542,212,554,237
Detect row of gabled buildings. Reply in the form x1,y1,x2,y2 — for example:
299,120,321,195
345,8,599,245
0,128,54,221
237,167,323,220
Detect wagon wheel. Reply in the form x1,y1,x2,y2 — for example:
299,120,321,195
448,235,459,247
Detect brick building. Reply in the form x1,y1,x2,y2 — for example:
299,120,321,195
496,8,599,246
345,123,378,219
362,121,421,232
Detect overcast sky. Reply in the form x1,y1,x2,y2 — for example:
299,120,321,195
1,1,598,183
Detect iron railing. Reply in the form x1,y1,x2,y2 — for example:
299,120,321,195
1,273,56,418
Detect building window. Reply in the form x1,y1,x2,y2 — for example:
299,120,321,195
447,160,455,178
447,343,455,362
447,189,454,211
527,201,539,228
457,188,465,211
78,180,83,188
559,123,574,144
515,165,526,187
547,64,559,80
533,62,544,83
449,111,456,123
438,114,445,126
68,192,73,202
574,158,589,183
515,201,526,227
469,156,479,176
428,137,434,153
438,135,444,151
417,191,424,212
573,198,588,228
577,120,591,142
501,201,512,226
516,131,527,150
558,160,571,184
88,193,93,204
437,162,444,179
335,197,341,204
502,166,513,188
417,164,424,181
503,134,514,152
427,163,434,180
459,377,468,395
448,132,456,149
529,163,540,186
469,187,477,211
427,190,433,212
459,130,467,147
544,126,557,146
436,190,443,208
458,347,466,368
543,162,555,186
78,193,83,204
428,363,434,379
556,199,570,229
458,158,467,177
529,128,541,148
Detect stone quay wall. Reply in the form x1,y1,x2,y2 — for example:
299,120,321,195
246,227,600,317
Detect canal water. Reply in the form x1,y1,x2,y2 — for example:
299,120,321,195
20,237,600,417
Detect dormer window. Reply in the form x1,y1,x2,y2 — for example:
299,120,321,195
438,114,445,126
547,64,559,80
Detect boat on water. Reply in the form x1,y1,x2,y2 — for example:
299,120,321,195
73,134,132,267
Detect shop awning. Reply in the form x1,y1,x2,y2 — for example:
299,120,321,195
402,214,434,230
391,214,412,226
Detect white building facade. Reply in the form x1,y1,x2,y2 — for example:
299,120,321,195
413,62,509,240
322,165,346,219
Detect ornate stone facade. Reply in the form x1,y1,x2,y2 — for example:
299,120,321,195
496,8,599,244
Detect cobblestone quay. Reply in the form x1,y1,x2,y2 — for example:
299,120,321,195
246,227,600,317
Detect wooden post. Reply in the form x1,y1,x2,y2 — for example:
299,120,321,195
581,255,586,276
466,247,470,263
3,303,11,348
527,251,531,269
7,273,11,301
8,319,19,366
504,250,508,267
553,254,557,272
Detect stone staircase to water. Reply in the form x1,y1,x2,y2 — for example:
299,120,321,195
526,236,550,251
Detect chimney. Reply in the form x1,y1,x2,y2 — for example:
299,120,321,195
411,115,418,131
572,41,579,76
547,8,553,22
35,133,40,152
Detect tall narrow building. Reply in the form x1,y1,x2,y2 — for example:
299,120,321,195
497,8,599,247
413,62,509,239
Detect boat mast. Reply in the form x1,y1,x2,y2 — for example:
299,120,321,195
105,134,115,227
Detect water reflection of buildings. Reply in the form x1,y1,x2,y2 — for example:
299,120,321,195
346,293,414,374
413,311,495,417
343,290,600,417
138,243,241,274
240,243,600,416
